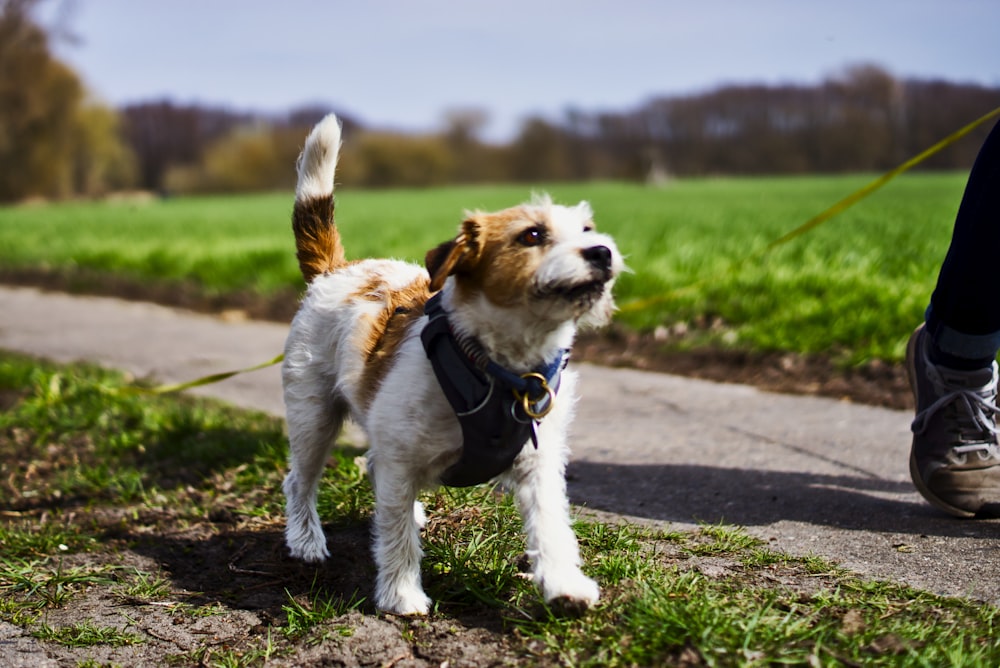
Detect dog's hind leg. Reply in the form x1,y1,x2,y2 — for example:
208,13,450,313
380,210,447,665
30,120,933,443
367,452,431,615
283,394,348,563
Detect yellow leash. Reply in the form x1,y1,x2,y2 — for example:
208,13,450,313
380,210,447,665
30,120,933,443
124,353,285,395
129,105,1000,394
761,105,1000,252
617,105,1000,314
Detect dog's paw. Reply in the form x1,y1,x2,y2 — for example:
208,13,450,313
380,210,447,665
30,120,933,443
376,586,431,616
290,542,329,563
285,526,330,563
540,569,600,612
548,594,595,617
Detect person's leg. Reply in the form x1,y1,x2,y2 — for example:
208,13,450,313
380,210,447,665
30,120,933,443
925,120,1000,368
908,121,1000,518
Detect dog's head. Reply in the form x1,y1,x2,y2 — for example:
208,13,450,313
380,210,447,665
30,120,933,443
425,194,624,328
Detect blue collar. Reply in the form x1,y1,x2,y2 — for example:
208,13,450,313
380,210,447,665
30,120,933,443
421,293,568,487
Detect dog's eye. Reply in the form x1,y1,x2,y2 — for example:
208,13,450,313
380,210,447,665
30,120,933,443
517,227,546,247
583,224,594,232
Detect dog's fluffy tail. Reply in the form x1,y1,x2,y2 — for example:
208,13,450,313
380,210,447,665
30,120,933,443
292,114,345,283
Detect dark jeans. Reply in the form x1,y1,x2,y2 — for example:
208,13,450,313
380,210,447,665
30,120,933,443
925,120,1000,366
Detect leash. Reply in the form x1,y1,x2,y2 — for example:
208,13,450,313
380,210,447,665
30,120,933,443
121,353,285,395
617,104,1000,313
123,105,1000,393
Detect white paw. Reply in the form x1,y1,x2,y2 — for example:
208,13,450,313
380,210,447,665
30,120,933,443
285,525,330,563
540,569,600,609
376,585,431,616
413,501,426,529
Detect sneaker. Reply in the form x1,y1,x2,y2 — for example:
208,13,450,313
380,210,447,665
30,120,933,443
907,324,1000,517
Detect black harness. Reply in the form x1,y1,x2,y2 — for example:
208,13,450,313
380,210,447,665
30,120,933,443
421,293,567,487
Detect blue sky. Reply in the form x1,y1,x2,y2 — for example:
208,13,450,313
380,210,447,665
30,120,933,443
42,0,1000,141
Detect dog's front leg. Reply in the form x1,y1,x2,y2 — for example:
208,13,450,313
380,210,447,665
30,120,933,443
504,379,599,610
368,454,431,615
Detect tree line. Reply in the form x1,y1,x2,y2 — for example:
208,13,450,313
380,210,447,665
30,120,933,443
126,67,1000,194
3,0,999,202
0,0,134,201
580,65,1000,180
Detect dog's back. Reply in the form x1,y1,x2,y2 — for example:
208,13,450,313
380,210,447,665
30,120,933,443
285,114,432,414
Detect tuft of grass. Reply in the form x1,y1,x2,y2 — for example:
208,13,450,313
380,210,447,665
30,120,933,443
33,620,143,647
575,520,663,583
112,568,172,604
0,554,113,607
0,519,95,559
684,521,764,556
0,597,39,626
168,632,282,668
282,583,365,640
181,602,230,618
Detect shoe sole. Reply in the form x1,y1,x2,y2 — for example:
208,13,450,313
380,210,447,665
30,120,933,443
906,325,977,518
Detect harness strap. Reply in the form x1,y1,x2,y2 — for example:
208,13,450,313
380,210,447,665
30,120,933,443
421,293,566,487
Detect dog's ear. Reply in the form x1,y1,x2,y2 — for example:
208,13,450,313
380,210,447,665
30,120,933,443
425,219,482,292
425,239,461,292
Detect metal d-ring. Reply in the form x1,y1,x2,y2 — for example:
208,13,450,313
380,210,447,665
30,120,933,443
515,372,556,419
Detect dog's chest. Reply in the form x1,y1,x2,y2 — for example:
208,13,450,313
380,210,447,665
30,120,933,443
420,294,565,487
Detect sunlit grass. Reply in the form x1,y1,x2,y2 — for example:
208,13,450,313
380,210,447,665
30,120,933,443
0,173,967,363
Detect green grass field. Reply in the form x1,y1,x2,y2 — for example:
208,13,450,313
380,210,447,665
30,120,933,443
0,173,968,364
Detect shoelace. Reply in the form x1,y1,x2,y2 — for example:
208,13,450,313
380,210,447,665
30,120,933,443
912,383,1000,453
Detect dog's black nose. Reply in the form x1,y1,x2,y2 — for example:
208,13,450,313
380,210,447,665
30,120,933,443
582,245,613,271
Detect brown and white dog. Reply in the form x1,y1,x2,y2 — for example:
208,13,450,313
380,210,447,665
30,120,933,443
281,114,624,615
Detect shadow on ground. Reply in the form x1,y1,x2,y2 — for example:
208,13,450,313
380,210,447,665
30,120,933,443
125,521,517,637
568,460,1000,539
127,525,374,616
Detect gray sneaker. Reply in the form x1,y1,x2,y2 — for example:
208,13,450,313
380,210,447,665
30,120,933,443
907,324,1000,517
